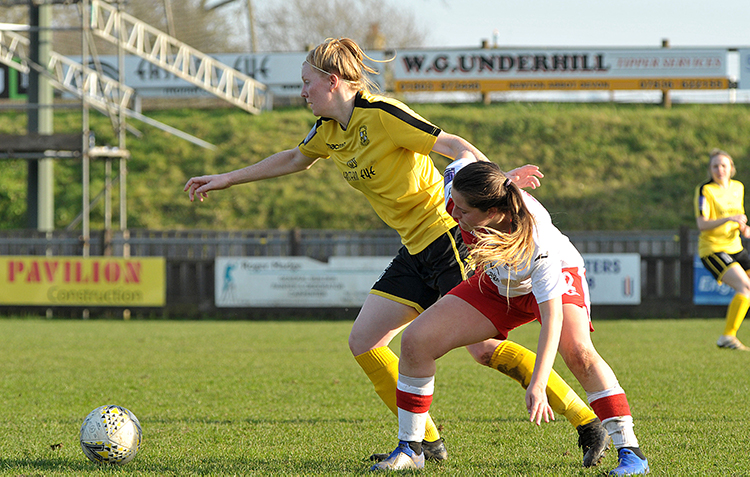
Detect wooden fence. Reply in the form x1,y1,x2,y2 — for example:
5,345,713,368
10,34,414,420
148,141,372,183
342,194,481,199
0,227,727,319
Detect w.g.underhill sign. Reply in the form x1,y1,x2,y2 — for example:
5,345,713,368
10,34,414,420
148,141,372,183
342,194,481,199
391,48,729,93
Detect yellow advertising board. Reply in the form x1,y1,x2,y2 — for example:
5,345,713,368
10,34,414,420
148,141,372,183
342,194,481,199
0,256,166,306
391,48,731,93
395,77,730,93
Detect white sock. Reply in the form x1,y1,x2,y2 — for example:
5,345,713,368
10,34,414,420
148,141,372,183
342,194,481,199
602,415,640,449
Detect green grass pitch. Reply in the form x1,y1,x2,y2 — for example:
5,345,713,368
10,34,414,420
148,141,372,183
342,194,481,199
0,316,748,475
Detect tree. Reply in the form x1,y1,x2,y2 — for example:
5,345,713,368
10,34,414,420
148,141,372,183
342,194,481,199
0,0,248,56
254,0,427,52
1,0,425,55
116,0,247,53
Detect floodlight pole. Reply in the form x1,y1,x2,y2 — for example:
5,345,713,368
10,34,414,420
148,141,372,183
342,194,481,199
82,0,91,258
27,2,54,232
118,0,130,259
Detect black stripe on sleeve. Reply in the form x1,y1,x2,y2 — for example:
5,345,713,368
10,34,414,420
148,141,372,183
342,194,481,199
354,92,441,137
696,179,713,217
300,117,331,146
697,180,712,201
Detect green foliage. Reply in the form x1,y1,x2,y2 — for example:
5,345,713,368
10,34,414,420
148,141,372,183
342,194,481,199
3,102,750,231
417,102,750,231
0,317,748,475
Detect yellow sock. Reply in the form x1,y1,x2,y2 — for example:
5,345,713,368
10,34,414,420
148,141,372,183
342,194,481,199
354,346,441,442
724,294,750,336
488,340,596,429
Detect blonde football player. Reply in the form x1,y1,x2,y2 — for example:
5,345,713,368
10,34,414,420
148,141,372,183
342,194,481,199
185,37,608,466
695,148,750,350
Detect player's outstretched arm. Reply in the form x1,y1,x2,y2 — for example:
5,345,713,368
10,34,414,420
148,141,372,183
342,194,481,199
431,131,490,162
433,132,543,190
526,296,562,426
184,147,319,202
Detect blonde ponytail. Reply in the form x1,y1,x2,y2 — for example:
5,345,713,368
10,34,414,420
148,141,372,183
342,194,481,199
452,162,536,278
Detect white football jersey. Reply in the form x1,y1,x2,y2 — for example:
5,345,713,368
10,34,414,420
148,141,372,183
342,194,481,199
444,159,584,302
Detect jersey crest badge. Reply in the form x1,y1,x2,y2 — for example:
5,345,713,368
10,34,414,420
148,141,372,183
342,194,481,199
359,125,370,146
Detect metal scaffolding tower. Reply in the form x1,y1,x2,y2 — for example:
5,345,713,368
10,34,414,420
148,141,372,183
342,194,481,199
89,0,267,114
0,29,136,111
0,0,269,257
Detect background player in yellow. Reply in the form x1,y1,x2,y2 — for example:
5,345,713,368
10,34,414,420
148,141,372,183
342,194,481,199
184,37,608,465
695,148,750,350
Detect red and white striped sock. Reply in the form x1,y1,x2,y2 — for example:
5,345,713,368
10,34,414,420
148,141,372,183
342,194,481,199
396,374,434,443
587,384,640,449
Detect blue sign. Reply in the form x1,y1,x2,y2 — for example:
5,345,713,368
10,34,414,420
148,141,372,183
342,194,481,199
693,255,734,305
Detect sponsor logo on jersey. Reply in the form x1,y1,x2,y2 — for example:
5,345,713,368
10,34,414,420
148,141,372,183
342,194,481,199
444,167,456,185
359,125,370,146
563,270,582,297
346,158,358,169
327,142,347,150
342,163,376,182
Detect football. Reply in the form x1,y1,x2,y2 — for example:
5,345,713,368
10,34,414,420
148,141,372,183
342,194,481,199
79,405,142,464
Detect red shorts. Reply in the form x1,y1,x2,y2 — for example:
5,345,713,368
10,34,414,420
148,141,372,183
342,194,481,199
448,266,592,340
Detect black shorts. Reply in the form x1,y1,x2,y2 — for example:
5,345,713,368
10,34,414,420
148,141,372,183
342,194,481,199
701,249,750,281
370,226,468,313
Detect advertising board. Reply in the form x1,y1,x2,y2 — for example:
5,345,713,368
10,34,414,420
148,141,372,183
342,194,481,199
390,48,729,92
70,51,386,99
215,253,641,308
583,253,641,305
693,254,734,305
215,256,391,308
0,256,166,306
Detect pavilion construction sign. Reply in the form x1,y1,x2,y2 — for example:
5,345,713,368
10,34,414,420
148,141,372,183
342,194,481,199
0,256,165,307
391,48,730,93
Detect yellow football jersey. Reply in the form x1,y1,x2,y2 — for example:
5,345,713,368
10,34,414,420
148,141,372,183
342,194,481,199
298,91,455,254
694,179,746,257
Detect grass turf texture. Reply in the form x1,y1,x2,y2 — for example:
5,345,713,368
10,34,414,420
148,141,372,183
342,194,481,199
0,317,748,475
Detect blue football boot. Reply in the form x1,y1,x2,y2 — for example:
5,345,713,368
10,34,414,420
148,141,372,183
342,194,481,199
609,448,650,475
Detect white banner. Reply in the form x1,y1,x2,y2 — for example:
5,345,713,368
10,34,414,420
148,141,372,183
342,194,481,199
739,49,750,89
215,256,391,308
583,253,641,305
71,52,386,99
215,253,640,308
